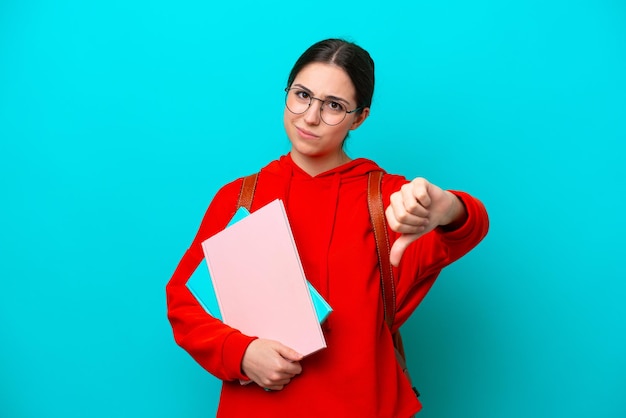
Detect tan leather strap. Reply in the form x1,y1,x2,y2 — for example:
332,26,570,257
237,173,258,211
367,172,418,398
367,171,396,329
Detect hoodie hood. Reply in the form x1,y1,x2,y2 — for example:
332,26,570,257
261,153,384,216
261,153,385,218
263,153,383,180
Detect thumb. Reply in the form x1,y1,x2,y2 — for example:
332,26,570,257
274,343,303,362
389,234,420,267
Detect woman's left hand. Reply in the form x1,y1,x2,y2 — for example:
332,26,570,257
385,177,466,267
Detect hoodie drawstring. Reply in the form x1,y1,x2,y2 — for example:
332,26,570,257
319,172,341,331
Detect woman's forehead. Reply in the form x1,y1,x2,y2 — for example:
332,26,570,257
292,63,356,103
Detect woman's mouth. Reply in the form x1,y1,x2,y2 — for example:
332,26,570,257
296,126,319,140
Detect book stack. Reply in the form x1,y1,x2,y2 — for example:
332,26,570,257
187,199,331,356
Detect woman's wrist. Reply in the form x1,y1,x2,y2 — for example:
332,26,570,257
439,193,467,231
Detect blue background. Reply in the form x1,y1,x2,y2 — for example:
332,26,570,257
1,1,624,417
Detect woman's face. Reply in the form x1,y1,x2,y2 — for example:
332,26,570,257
283,62,369,174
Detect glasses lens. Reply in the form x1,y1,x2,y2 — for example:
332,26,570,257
320,100,346,126
285,89,309,114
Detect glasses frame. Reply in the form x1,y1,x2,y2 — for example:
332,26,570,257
284,87,362,126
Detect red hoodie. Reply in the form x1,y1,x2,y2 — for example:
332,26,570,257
166,154,489,417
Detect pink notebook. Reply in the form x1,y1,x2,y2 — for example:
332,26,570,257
201,199,326,356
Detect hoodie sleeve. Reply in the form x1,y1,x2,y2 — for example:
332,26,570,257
385,182,490,331
165,179,257,381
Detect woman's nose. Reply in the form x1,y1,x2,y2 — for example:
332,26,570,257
303,99,322,125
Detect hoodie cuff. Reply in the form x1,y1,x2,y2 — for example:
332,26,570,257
437,191,485,242
222,331,258,381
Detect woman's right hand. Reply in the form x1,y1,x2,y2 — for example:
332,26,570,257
241,339,303,391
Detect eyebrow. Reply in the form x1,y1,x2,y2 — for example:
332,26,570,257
292,83,352,106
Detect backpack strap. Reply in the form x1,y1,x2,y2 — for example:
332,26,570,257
237,173,258,211
367,171,420,400
367,171,396,328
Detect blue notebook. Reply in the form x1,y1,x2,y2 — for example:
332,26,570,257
187,207,332,323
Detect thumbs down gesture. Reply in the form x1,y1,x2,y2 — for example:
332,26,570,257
385,177,467,267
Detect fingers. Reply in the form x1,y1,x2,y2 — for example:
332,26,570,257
257,360,301,391
275,343,303,363
386,180,432,235
390,234,419,267
385,178,438,266
273,342,303,377
260,373,294,391
241,339,303,391
404,178,431,213
385,205,429,234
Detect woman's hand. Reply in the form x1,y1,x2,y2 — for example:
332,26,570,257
241,339,303,391
385,177,467,267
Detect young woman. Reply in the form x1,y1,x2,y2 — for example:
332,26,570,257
166,38,489,417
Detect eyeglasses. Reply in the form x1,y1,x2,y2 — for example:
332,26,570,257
284,87,362,126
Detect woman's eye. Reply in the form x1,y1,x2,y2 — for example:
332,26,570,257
295,90,310,100
327,101,345,112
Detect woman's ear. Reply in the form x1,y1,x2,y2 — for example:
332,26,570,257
350,107,370,130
